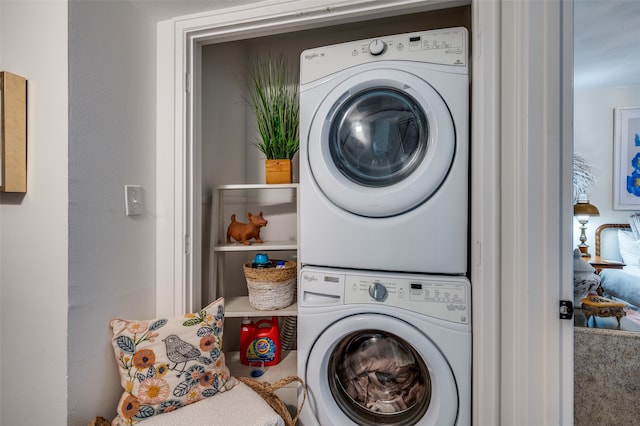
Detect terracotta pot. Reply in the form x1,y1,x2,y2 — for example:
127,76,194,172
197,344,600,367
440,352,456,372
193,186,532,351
265,159,292,184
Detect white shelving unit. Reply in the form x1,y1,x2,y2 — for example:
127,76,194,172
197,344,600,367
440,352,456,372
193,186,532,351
209,183,299,387
223,296,298,318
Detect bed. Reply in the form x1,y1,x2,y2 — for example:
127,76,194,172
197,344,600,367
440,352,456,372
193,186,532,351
595,223,640,309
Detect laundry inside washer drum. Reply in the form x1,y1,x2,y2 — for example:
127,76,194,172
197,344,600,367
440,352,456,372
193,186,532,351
328,330,432,424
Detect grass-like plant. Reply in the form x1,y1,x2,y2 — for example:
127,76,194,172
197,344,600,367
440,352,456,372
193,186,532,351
247,53,299,160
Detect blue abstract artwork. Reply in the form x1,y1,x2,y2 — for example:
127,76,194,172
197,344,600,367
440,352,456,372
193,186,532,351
614,108,640,209
627,148,640,196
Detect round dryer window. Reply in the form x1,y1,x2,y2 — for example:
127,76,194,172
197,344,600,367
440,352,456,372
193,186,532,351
304,313,459,425
307,68,456,217
329,88,428,187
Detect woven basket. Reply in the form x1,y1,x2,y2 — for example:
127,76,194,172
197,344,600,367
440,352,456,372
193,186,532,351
236,375,306,426
243,260,297,310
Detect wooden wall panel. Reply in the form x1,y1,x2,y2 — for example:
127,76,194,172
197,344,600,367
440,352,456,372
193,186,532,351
1,71,27,193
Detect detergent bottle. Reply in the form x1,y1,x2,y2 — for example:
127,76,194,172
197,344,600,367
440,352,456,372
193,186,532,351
239,316,281,366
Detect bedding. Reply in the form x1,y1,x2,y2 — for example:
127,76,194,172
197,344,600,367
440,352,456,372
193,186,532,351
629,213,640,239
593,223,640,309
616,230,640,266
600,267,640,309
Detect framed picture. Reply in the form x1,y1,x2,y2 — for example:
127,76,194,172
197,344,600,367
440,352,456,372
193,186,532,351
613,106,640,209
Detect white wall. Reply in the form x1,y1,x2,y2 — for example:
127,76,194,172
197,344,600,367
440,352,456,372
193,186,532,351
67,1,158,424
0,1,69,425
573,86,640,255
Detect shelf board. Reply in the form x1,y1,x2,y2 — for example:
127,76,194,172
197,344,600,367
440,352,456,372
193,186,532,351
227,350,297,386
216,183,299,190
213,241,297,252
224,296,298,317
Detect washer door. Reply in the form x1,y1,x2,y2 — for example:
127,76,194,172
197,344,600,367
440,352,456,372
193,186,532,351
305,313,459,426
307,68,455,217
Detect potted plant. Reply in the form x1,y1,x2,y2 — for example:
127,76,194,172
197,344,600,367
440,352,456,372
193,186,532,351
247,53,299,184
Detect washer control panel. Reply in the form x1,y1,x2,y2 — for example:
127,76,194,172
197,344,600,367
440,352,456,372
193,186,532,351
299,267,470,324
368,281,388,301
345,275,469,324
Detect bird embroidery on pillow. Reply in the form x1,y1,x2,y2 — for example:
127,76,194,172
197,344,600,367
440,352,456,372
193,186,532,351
163,334,213,377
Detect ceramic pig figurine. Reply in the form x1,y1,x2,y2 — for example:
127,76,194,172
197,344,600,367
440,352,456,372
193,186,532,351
226,211,268,245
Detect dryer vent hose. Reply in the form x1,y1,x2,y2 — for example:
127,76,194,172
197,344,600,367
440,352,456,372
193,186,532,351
280,316,297,351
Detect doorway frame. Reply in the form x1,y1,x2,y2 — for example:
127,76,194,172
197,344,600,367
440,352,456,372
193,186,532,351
155,0,573,423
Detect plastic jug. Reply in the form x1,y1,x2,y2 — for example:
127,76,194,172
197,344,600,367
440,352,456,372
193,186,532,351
239,316,281,366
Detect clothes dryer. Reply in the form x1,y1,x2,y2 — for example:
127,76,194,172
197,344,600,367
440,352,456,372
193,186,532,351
299,28,469,274
297,266,471,425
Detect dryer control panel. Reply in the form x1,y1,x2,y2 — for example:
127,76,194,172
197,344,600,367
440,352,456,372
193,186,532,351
299,267,470,324
300,27,468,85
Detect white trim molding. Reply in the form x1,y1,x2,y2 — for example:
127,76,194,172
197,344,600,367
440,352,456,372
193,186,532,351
500,0,573,424
470,1,501,423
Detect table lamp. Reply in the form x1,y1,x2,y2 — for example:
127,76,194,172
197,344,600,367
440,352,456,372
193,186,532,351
573,194,599,257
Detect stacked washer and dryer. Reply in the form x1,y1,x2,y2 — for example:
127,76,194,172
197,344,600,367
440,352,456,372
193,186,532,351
297,28,471,425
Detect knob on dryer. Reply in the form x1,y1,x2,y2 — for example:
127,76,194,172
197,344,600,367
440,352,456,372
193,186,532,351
368,39,386,56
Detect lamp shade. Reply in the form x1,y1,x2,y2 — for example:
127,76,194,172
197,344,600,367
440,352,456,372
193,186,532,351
573,199,599,216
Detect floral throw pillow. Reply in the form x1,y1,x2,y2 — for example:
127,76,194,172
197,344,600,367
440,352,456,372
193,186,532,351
109,298,236,425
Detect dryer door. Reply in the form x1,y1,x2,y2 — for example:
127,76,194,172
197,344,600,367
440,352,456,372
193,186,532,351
307,68,455,217
304,313,458,426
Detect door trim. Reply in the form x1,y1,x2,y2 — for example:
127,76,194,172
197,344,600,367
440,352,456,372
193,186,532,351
154,0,574,423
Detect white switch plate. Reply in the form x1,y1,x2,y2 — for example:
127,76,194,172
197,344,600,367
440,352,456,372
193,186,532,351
125,185,144,216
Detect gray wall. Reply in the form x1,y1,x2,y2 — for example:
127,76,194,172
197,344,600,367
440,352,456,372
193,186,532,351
67,1,157,423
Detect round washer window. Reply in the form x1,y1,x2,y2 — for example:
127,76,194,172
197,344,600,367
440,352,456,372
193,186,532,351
328,330,432,425
329,88,428,187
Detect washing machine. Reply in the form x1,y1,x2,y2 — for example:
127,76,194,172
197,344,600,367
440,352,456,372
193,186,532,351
297,266,471,426
299,27,469,274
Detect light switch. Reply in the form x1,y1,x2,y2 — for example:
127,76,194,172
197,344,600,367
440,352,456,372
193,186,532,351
125,185,144,216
